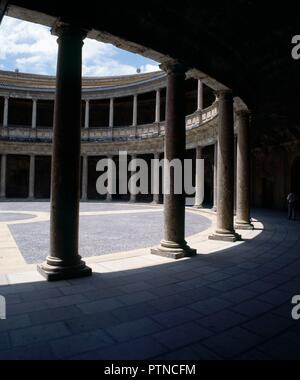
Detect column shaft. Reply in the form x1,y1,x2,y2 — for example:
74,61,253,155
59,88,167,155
106,155,113,202
151,61,196,259
28,154,35,199
3,97,9,127
235,111,254,230
84,100,89,129
194,146,205,208
109,98,114,128
213,142,218,211
32,99,37,129
197,80,203,111
155,90,161,123
0,154,7,198
38,23,91,281
152,152,160,204
209,90,240,242
129,154,137,203
81,155,88,201
234,134,237,214
132,95,138,127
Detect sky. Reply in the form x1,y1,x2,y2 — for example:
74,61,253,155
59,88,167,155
0,16,160,76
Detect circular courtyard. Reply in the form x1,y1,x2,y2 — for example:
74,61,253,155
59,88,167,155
0,202,212,264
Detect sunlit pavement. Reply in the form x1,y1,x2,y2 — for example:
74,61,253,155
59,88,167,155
0,204,299,360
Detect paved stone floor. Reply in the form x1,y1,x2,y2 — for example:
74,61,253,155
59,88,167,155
0,204,300,360
1,203,210,264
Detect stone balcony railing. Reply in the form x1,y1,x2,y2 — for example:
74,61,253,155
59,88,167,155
0,103,218,143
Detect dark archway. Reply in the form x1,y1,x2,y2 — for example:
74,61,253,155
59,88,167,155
291,156,300,210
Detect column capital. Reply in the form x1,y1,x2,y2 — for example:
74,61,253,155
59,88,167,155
51,21,88,42
235,108,251,117
159,60,188,75
216,89,233,101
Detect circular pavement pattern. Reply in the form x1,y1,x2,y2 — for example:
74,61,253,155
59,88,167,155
0,212,36,222
0,202,212,264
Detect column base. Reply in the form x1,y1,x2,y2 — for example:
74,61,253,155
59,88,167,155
151,240,197,260
193,204,203,209
151,199,161,205
209,231,241,242
235,221,254,230
212,207,217,212
37,258,92,282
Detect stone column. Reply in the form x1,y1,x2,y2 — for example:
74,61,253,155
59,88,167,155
3,97,9,127
194,146,205,208
235,110,254,230
212,142,218,211
84,100,89,129
32,99,37,129
81,155,88,201
151,61,196,259
234,134,237,214
209,90,240,242
0,154,7,199
28,154,35,199
155,89,161,123
197,80,203,111
38,23,92,281
129,154,137,203
132,95,138,127
106,154,113,202
109,98,114,128
152,152,161,204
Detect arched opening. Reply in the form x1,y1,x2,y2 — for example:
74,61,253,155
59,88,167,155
291,156,300,210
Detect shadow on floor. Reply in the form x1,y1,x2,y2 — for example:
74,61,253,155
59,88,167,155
0,211,300,360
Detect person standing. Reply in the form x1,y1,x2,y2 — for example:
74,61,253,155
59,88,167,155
287,192,297,221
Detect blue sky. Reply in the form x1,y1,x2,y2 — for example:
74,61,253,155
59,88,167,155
0,16,160,76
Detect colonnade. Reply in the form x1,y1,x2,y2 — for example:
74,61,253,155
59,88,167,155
1,87,168,130
0,21,253,280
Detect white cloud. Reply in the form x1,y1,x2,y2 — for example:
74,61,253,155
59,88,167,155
140,64,160,73
0,16,57,74
0,16,160,77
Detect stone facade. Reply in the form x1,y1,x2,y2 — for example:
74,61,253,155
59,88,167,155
1,69,297,211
